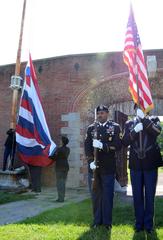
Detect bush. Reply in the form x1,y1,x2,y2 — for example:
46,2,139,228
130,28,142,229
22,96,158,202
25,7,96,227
157,122,163,156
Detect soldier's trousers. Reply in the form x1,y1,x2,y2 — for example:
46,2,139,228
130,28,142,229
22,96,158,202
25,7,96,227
88,171,115,226
130,169,158,231
56,170,68,201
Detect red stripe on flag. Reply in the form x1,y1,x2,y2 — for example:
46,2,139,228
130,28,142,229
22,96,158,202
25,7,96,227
16,125,45,146
21,98,32,113
16,125,35,139
18,153,54,167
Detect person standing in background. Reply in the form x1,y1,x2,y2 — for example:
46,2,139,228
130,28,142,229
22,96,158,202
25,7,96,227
55,136,70,202
28,164,42,193
3,129,16,171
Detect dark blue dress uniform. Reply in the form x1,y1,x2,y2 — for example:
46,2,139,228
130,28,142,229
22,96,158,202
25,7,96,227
85,120,122,227
122,115,162,232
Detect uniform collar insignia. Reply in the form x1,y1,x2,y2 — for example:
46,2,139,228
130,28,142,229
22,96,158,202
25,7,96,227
99,121,107,127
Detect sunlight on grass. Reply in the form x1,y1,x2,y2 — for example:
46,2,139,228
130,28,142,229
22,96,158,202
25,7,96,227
0,197,163,239
158,167,163,173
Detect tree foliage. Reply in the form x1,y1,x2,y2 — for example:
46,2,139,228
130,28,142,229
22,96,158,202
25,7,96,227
157,122,163,156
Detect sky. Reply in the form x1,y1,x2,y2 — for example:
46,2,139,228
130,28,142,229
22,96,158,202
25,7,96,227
0,0,163,66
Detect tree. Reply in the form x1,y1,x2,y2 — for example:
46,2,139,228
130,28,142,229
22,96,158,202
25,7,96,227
157,122,163,156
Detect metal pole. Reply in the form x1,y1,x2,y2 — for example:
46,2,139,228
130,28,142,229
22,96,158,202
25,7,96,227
10,0,27,129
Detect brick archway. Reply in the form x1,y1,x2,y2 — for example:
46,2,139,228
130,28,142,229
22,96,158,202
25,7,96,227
70,72,129,113
68,72,163,187
68,74,131,186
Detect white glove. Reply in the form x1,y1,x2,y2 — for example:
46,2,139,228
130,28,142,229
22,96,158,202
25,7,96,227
93,139,103,149
90,161,96,170
134,123,143,133
136,108,145,119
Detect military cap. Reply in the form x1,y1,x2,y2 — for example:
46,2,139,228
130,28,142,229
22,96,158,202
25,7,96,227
96,105,109,113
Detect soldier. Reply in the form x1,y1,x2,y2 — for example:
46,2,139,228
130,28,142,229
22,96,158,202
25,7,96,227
84,105,122,230
122,107,163,234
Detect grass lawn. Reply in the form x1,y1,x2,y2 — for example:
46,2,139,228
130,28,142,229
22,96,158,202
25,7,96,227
0,194,163,240
0,191,35,205
158,167,163,173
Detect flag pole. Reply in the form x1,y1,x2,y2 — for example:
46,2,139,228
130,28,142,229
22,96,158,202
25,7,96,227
124,3,153,159
10,0,27,129
131,2,143,159
135,59,143,159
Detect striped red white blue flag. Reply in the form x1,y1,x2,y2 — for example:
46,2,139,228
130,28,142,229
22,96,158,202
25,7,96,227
123,5,154,113
16,54,56,166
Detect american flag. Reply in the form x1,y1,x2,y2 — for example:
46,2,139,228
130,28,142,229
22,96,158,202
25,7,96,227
16,54,56,166
123,5,154,113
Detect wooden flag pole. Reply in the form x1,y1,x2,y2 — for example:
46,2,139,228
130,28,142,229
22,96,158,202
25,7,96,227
10,0,27,129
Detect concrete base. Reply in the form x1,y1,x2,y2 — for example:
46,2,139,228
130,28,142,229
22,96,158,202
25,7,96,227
0,168,29,190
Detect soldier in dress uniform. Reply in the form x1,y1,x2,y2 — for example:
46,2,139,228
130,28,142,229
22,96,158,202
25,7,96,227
84,105,122,230
122,107,163,234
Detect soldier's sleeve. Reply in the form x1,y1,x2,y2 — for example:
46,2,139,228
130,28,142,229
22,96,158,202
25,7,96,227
103,124,122,152
84,126,94,160
122,121,139,147
142,117,162,137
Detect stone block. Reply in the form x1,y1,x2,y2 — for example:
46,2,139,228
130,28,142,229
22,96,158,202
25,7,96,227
0,170,27,190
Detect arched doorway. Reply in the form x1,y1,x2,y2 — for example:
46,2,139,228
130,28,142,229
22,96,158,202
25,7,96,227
62,70,163,188
67,76,131,187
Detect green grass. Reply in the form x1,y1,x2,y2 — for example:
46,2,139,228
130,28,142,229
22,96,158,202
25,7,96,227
158,167,163,173
0,191,35,205
0,195,163,240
